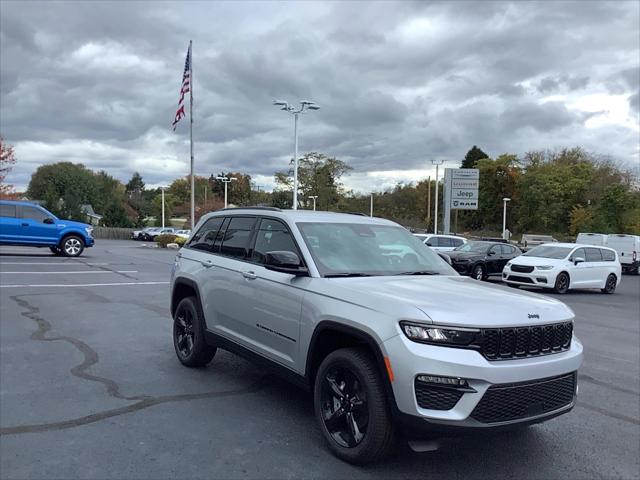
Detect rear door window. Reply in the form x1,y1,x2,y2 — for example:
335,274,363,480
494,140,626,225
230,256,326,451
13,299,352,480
451,238,464,247
187,217,224,252
601,249,616,262
585,248,603,262
0,204,16,218
220,216,257,260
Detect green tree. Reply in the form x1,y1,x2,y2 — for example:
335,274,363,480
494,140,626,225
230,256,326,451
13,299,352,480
274,152,352,210
461,145,489,169
102,199,132,227
568,205,594,236
125,172,145,195
0,136,17,197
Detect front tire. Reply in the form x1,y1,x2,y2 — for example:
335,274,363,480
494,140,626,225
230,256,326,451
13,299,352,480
601,274,617,294
553,272,570,294
61,235,84,257
314,348,395,464
472,264,486,281
173,296,216,367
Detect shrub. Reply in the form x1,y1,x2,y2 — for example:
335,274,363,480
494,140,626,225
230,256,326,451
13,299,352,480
175,236,187,246
156,234,178,248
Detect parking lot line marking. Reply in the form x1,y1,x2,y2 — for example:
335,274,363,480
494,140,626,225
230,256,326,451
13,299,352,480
0,281,169,288
1,271,138,274
0,262,110,265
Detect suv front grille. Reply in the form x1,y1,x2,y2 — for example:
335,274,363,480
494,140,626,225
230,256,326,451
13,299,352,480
415,381,463,410
473,322,573,360
510,264,534,273
471,372,576,424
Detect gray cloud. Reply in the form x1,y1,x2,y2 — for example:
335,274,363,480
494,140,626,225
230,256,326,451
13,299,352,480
1,0,638,191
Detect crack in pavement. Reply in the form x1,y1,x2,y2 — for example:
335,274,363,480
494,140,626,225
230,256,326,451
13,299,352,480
1,294,267,435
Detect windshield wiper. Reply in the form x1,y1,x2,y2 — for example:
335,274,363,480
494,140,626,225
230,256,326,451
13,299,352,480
324,272,374,278
396,270,441,276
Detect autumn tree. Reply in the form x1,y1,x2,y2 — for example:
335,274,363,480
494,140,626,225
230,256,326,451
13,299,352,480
0,136,17,197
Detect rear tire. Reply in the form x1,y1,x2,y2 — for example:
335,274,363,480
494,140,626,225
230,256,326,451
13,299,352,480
61,235,85,257
553,272,570,294
173,296,216,367
601,274,617,294
314,348,395,464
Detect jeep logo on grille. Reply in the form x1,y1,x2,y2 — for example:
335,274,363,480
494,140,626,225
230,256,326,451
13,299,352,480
528,313,540,319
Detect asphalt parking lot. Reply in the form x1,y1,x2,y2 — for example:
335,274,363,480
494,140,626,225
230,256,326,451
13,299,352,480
1,239,638,479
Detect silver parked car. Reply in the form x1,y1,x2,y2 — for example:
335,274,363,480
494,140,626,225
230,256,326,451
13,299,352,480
170,208,583,464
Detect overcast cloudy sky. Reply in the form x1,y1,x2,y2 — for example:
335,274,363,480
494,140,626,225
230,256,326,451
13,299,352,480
1,0,638,193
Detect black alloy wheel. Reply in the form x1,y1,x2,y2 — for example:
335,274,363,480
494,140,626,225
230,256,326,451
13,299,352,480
472,264,485,281
320,365,369,448
601,274,617,294
172,296,216,367
553,272,570,294
314,348,395,464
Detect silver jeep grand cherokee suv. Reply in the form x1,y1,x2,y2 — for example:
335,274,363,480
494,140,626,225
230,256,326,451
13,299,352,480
170,208,583,464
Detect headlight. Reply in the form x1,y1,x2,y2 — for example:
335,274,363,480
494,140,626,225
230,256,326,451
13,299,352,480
85,227,93,236
505,262,512,267
400,322,479,346
535,265,554,270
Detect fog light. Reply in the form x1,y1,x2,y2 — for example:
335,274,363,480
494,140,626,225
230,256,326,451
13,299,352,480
416,374,468,387
536,277,547,283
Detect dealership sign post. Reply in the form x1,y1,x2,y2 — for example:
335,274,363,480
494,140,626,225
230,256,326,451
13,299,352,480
443,168,479,234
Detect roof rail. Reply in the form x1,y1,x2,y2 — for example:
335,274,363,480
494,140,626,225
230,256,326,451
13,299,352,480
220,206,282,212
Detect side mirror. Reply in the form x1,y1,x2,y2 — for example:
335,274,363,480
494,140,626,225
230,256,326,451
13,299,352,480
573,257,585,265
487,250,496,256
265,251,308,276
43,217,55,224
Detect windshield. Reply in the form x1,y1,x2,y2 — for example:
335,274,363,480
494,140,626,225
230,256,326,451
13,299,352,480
523,245,573,259
453,241,490,253
297,222,457,277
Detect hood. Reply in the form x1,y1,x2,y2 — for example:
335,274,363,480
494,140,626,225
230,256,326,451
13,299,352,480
57,219,91,229
329,275,574,328
447,251,486,262
508,255,562,266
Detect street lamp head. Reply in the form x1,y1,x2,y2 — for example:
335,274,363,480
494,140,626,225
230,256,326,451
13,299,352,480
503,197,511,202
272,100,288,107
230,177,237,182
306,104,320,110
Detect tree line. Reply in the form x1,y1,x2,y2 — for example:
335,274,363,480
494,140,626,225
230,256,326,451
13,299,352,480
2,138,638,236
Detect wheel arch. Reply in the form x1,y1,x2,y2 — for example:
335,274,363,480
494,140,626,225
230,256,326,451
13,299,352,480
57,230,86,247
171,277,204,319
305,321,398,411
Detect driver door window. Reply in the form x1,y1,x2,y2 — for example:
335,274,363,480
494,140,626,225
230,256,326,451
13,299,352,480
21,206,49,222
252,219,300,265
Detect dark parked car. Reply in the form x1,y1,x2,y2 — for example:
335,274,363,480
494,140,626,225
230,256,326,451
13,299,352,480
447,241,522,280
140,227,175,241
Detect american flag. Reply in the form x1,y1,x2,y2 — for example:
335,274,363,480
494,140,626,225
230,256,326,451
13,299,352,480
172,44,191,130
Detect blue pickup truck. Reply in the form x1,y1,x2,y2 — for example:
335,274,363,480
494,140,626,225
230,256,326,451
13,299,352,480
0,200,95,257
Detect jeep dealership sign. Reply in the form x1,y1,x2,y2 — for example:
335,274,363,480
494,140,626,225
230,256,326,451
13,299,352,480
442,168,479,233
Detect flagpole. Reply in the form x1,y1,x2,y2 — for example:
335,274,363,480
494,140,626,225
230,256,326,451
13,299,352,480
189,40,194,230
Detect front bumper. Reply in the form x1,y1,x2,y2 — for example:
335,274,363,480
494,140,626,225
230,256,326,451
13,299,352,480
451,262,473,275
382,332,583,429
85,236,95,247
502,267,555,287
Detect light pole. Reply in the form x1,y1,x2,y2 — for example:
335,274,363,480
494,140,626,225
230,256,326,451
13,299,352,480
161,187,166,229
216,176,237,209
308,195,318,211
272,100,320,210
370,193,374,217
502,197,511,240
431,160,445,234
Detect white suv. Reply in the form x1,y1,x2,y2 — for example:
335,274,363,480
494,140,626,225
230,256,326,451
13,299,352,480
170,208,583,464
414,234,467,252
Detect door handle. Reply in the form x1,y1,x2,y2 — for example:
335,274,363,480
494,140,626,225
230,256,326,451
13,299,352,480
242,271,257,280
21,222,29,226
200,260,214,268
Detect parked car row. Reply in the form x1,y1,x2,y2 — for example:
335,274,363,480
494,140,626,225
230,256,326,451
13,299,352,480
131,227,192,241
415,233,623,294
